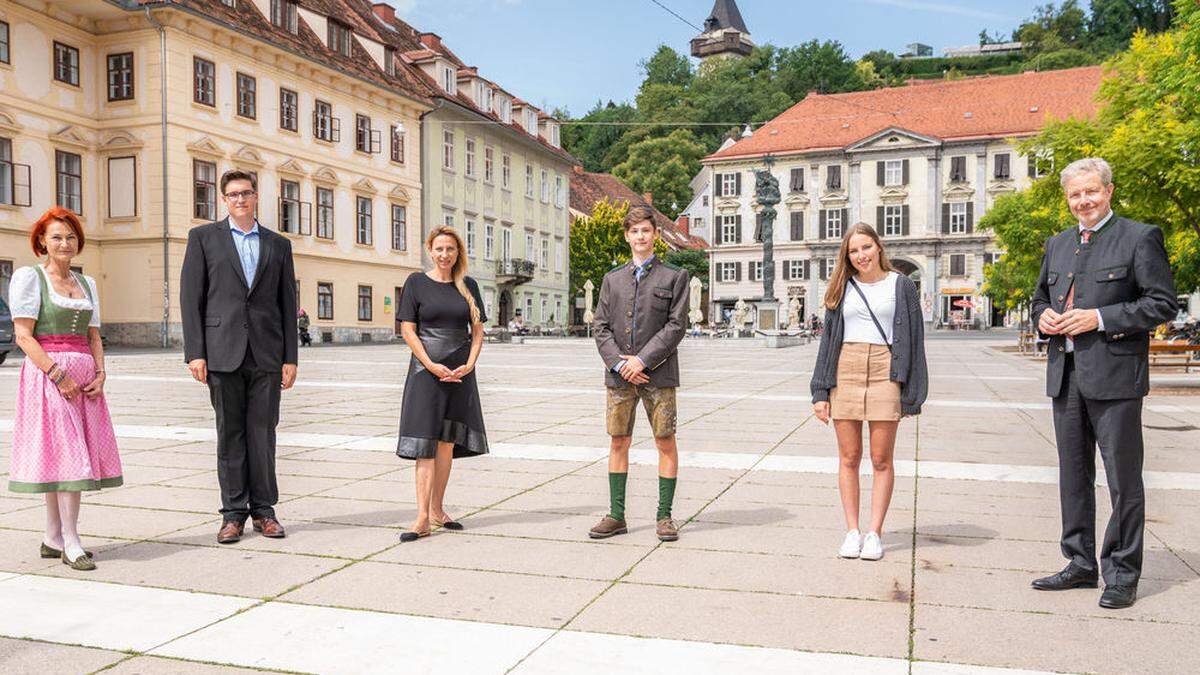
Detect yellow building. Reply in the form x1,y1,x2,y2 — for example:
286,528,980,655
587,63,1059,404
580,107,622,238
0,0,433,345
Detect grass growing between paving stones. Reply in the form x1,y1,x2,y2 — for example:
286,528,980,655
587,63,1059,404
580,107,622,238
906,418,921,673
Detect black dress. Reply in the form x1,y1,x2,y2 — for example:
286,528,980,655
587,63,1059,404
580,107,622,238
396,273,489,460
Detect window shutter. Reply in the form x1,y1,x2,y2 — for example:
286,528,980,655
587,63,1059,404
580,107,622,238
803,259,811,280
876,205,885,230
941,203,951,234
819,258,827,280
841,208,848,229
790,211,803,240
902,159,910,185
734,214,742,243
714,174,723,198
714,219,723,245
735,262,742,281
782,259,791,280
818,210,827,239
734,172,742,196
876,161,885,186
901,205,910,235
966,202,975,233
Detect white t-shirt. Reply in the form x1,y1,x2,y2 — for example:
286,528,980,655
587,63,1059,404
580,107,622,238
8,265,102,328
842,271,897,345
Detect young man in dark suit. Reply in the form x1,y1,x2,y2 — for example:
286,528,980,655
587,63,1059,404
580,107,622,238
181,170,298,544
590,207,690,542
1030,157,1177,609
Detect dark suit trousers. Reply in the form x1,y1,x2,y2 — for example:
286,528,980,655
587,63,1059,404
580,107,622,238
206,348,281,522
1052,356,1145,586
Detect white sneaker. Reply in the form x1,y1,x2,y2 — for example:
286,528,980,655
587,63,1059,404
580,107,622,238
838,529,861,558
860,532,883,561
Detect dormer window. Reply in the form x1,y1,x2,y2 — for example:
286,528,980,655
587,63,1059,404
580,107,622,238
270,0,298,34
550,124,560,148
384,48,396,76
441,65,456,95
499,99,512,124
526,109,538,135
327,20,352,57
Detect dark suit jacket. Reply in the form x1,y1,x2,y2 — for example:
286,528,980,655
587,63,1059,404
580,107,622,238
593,259,690,388
1031,215,1176,400
180,218,298,373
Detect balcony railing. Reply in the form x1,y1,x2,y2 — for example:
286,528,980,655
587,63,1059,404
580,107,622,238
0,160,32,207
496,257,535,283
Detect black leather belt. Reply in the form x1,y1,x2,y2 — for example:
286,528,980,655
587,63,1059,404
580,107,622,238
410,327,470,375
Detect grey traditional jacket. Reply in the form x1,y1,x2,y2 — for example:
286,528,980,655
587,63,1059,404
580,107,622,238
594,258,690,388
810,274,928,415
1030,215,1177,400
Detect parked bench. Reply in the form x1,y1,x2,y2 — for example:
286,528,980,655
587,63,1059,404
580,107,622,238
1149,341,1200,372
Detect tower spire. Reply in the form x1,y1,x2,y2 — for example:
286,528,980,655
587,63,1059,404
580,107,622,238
691,0,754,63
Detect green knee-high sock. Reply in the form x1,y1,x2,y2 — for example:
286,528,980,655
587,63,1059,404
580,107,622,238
657,476,677,520
608,472,628,521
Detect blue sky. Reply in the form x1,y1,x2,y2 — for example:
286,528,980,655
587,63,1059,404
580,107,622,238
393,0,1047,116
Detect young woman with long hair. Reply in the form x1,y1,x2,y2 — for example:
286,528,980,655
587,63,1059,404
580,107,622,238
810,223,928,561
395,226,488,542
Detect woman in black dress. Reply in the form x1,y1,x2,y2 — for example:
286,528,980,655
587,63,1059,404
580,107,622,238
396,226,488,542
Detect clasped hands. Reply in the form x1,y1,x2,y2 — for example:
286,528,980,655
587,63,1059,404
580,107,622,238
1038,308,1099,337
429,362,473,383
618,354,649,385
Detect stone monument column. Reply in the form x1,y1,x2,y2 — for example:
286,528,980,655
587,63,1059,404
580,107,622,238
753,157,781,331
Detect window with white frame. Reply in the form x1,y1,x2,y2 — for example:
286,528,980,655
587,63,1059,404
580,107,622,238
825,257,836,279
391,204,406,251
443,213,454,228
787,260,805,280
720,215,738,244
949,202,968,234
540,296,548,322
884,159,903,186
500,99,512,124
501,227,511,260
525,164,534,197
525,232,534,261
465,218,476,255
484,221,495,259
540,170,549,202
443,130,454,170
526,109,538,135
484,147,494,183
442,66,456,94
476,83,492,113
719,262,737,282
749,260,764,281
884,204,903,236
355,196,373,245
550,125,560,148
824,209,843,239
554,175,563,207
501,154,511,189
465,139,476,177
541,236,549,270
316,187,334,239
525,296,534,322
1031,149,1053,178
720,172,737,196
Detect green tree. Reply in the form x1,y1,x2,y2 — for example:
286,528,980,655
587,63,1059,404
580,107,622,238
664,249,709,289
776,40,866,99
561,100,638,173
569,199,668,299
639,45,693,88
612,129,707,219
1013,1,1090,53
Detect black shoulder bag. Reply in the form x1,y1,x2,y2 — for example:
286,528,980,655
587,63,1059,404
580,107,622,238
847,277,893,352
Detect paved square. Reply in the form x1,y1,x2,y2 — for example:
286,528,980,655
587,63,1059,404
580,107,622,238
1,336,1198,674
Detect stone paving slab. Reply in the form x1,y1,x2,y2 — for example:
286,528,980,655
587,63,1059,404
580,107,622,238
0,336,1197,673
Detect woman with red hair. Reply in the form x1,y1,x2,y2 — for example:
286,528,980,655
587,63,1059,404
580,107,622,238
8,207,122,571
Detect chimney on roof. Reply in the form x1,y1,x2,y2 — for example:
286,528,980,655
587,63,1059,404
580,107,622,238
643,192,653,205
419,32,444,52
677,215,690,234
372,3,396,23
572,165,584,174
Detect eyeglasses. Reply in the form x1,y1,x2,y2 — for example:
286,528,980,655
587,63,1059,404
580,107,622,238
224,190,257,202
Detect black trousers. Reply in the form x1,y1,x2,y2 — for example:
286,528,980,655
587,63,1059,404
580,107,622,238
1051,356,1145,586
206,347,281,522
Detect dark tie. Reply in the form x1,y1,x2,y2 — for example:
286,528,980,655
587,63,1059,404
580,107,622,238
1065,230,1093,310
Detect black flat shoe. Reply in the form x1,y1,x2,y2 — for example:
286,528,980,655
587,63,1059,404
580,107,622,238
1032,566,1098,591
1099,585,1137,609
41,543,93,559
434,520,464,531
399,530,430,543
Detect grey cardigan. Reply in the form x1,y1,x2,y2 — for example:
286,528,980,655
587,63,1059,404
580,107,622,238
809,274,929,415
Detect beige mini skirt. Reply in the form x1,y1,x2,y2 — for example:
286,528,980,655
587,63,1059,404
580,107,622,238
831,342,901,421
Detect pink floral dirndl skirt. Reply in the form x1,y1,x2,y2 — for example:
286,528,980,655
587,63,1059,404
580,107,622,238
8,334,123,493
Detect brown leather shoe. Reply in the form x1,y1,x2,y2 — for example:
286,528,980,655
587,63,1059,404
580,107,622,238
656,517,679,542
252,517,286,539
588,516,628,539
217,520,244,544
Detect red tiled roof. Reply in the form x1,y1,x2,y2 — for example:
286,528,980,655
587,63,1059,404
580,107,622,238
707,66,1106,162
570,171,709,251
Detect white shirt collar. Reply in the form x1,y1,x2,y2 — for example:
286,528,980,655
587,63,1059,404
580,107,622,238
1079,210,1113,232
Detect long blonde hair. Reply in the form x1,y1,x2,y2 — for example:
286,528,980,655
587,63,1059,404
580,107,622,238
426,226,481,325
823,222,893,310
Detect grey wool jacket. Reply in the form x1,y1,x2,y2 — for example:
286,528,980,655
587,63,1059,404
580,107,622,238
809,274,929,415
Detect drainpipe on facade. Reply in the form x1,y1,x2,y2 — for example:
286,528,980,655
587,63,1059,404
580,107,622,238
418,103,441,272
143,6,170,348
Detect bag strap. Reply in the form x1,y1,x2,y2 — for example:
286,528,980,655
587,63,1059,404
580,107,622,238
848,277,892,351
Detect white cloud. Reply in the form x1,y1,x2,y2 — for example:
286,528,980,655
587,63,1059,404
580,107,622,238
857,0,1008,21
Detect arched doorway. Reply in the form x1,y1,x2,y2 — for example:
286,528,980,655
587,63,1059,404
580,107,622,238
891,258,921,293
498,290,512,327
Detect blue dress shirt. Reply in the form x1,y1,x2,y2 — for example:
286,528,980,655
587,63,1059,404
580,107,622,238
229,221,261,288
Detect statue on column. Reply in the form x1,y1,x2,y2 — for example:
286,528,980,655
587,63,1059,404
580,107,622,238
753,156,781,302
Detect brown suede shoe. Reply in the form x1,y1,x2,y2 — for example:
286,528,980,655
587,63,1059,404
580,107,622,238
656,517,679,542
588,516,628,539
252,517,286,539
217,520,245,544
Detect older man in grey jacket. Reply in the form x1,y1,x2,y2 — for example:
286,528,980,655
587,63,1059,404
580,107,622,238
590,206,690,543
1030,157,1177,609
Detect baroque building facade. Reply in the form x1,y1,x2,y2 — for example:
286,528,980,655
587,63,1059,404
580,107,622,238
697,67,1105,329
0,0,436,344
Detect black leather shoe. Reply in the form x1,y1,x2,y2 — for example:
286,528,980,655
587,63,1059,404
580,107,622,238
1031,566,1098,591
1099,585,1137,609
